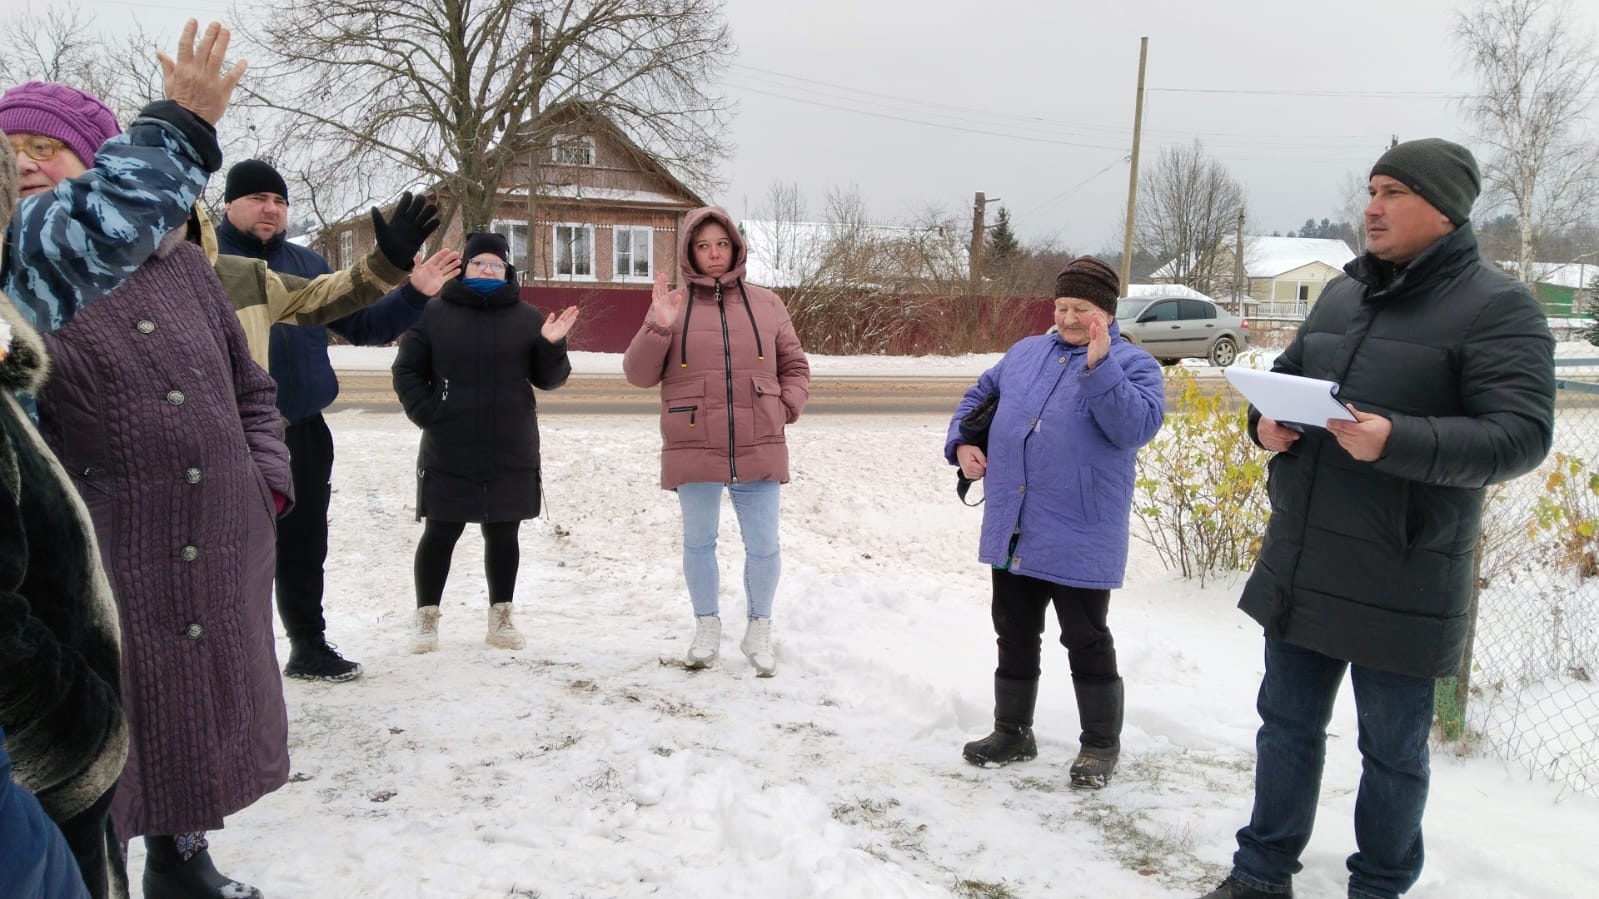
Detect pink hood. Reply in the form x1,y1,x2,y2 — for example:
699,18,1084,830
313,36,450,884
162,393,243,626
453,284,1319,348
678,206,747,289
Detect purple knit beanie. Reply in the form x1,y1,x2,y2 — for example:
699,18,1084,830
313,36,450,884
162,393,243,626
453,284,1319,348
0,81,121,167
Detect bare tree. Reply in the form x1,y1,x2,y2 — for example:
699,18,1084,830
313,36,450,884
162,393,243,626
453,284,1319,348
1133,140,1249,297
236,0,733,233
1456,0,1599,283
0,2,164,123
1338,170,1370,255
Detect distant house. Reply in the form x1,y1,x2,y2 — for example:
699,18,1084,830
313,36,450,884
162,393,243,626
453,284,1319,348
313,101,707,290
1151,236,1355,313
1497,260,1598,317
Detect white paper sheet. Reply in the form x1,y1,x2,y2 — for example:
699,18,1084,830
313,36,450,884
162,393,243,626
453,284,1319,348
1223,367,1358,428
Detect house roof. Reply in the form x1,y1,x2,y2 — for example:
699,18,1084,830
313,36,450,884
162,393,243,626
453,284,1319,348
1123,283,1215,301
1245,236,1355,277
1151,236,1355,280
1499,260,1599,288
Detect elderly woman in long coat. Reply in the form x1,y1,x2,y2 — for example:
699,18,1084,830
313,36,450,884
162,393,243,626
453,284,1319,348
0,33,290,899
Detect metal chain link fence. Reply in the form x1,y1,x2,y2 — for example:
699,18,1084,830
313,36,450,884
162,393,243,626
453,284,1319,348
1454,349,1599,798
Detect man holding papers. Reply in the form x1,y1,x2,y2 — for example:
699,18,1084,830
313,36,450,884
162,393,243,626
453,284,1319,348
1201,139,1555,899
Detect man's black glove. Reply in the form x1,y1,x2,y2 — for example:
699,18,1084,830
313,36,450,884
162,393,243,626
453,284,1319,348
370,191,441,270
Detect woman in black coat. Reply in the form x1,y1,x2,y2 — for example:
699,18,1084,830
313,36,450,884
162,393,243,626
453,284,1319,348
392,231,578,653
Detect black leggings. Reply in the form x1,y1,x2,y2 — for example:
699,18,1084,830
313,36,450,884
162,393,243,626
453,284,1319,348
414,519,522,608
990,567,1118,684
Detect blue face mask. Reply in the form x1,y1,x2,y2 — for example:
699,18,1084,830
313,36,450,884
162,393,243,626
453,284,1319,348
462,277,508,295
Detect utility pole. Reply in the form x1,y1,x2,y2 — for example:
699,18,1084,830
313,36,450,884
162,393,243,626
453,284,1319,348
1234,207,1246,314
1119,37,1149,293
969,191,988,293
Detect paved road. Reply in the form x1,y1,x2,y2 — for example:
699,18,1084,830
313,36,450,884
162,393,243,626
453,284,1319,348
329,370,1267,416
329,369,1598,416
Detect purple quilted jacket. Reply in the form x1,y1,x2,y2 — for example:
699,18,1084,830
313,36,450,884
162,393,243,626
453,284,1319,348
35,236,291,838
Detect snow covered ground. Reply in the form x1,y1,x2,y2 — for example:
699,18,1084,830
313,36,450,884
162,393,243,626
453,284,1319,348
124,350,1599,899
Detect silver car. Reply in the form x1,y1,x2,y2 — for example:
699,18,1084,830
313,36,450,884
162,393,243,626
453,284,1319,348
1115,296,1249,366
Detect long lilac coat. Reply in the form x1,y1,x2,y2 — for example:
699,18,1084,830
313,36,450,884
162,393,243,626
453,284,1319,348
945,325,1164,589
35,235,292,838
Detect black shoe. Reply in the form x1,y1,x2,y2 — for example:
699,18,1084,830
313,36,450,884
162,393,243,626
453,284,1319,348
1069,749,1118,789
962,723,1038,767
1197,877,1292,899
143,847,264,899
284,639,363,682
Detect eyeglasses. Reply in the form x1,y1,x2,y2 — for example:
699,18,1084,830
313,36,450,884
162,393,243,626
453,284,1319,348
467,259,506,273
9,135,68,162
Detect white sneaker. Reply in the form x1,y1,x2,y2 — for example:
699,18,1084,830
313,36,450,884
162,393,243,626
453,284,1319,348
685,615,721,668
741,618,776,677
486,602,525,650
410,606,440,654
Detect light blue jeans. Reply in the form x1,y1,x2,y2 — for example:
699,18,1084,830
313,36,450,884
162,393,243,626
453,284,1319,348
677,480,781,619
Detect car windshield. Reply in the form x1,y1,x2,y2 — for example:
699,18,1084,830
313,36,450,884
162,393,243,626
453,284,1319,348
1116,299,1152,320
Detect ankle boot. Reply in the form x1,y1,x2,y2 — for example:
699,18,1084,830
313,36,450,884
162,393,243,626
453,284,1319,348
410,606,441,654
1070,677,1124,788
962,676,1039,767
143,840,263,899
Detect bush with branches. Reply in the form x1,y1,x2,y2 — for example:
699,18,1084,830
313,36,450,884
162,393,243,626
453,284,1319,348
1133,369,1270,583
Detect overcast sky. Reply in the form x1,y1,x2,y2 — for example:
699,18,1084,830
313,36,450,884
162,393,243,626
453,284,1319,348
10,0,1599,252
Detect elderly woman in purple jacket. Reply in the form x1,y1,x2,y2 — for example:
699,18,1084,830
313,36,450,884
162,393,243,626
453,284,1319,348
946,256,1164,789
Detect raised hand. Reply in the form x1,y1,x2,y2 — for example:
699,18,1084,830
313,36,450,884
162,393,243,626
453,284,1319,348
1085,311,1111,370
648,270,686,327
541,306,579,343
370,192,441,269
407,249,461,297
158,19,248,125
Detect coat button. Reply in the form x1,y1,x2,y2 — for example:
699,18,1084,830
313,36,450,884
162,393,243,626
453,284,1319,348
186,623,203,639
1058,356,1067,364
184,467,202,484
180,545,199,562
136,320,155,334
166,390,185,406
1018,485,1026,494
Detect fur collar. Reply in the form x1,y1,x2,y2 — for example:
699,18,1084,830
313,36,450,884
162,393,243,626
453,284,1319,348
0,295,48,393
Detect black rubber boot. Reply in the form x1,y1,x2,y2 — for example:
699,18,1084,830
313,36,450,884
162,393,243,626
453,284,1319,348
962,676,1039,767
142,839,264,899
1197,877,1293,898
1069,677,1124,788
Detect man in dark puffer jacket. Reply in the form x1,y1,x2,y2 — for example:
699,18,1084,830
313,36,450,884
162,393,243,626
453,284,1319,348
1201,139,1555,899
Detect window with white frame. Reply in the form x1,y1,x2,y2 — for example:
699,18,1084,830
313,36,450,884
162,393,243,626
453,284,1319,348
553,224,594,278
338,230,354,265
613,226,653,280
551,134,596,166
488,220,529,268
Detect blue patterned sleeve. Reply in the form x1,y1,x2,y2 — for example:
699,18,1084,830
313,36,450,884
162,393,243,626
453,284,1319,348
2,115,210,332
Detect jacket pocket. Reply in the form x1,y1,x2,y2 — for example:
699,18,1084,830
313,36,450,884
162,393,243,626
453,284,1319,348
751,374,785,441
661,377,710,448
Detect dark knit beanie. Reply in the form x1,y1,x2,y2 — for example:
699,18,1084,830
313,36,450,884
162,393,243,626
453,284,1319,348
1369,138,1480,226
0,81,120,168
1053,256,1121,316
224,159,289,203
463,231,510,263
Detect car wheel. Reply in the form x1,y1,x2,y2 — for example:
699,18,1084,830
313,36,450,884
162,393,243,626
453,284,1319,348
1209,337,1237,367
1159,357,1178,367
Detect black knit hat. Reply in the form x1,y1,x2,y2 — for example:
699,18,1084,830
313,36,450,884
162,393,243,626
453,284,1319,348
1053,256,1121,316
224,159,289,203
1369,138,1480,226
463,231,510,264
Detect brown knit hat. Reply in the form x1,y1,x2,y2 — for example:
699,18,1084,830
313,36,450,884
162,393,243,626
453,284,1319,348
1053,256,1121,316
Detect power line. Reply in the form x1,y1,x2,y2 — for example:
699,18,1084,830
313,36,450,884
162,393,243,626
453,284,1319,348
727,83,1130,151
1024,154,1130,215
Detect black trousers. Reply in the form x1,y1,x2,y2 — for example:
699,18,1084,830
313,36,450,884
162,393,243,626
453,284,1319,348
414,519,523,608
57,783,123,899
990,567,1118,684
276,414,334,643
